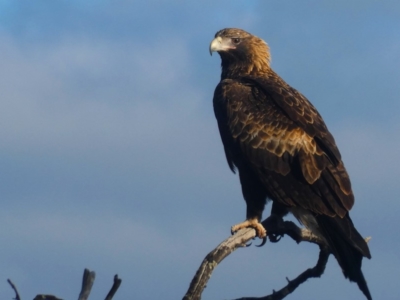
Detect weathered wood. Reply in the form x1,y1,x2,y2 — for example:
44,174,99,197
8,269,121,300
183,228,256,300
182,215,329,300
78,268,96,300
105,274,122,300
231,247,330,300
7,279,21,300
33,295,63,300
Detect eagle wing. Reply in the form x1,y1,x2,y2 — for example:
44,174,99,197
213,77,354,218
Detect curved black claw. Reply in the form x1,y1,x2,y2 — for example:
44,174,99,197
268,233,283,243
245,241,253,247
256,236,267,247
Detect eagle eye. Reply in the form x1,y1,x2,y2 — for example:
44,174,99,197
231,38,241,44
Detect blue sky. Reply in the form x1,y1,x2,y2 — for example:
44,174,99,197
0,1,399,299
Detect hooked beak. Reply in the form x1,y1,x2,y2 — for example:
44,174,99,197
209,36,235,55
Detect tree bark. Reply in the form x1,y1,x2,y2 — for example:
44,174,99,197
182,215,329,300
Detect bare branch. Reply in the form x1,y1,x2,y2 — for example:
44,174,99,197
33,295,63,300
7,279,21,300
9,269,120,300
183,227,256,300
230,246,330,300
78,269,96,300
105,275,122,300
182,216,329,300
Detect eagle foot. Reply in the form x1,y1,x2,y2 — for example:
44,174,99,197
268,233,283,243
262,215,284,243
231,219,267,239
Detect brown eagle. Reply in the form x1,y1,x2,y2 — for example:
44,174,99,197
210,28,371,299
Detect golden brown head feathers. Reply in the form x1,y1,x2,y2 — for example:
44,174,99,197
210,28,271,78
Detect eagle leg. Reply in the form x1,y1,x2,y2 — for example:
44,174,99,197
231,218,267,238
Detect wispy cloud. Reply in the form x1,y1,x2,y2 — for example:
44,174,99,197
0,2,398,300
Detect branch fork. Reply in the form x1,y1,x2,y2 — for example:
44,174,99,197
183,215,330,300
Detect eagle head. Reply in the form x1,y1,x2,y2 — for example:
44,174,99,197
210,28,271,77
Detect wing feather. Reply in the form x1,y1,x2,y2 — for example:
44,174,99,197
243,75,342,166
213,76,354,217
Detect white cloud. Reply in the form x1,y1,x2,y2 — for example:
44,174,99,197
0,31,209,165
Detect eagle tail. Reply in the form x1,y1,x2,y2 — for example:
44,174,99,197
316,215,372,300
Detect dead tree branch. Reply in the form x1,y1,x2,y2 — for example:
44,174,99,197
105,275,122,300
231,246,330,300
33,295,62,300
7,279,21,300
182,215,329,300
8,269,121,300
183,227,257,300
78,268,96,300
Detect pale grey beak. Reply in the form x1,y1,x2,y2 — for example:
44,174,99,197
209,36,234,56
209,36,222,55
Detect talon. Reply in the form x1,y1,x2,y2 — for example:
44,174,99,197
256,236,267,247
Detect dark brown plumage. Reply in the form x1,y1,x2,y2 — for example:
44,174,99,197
210,28,372,299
